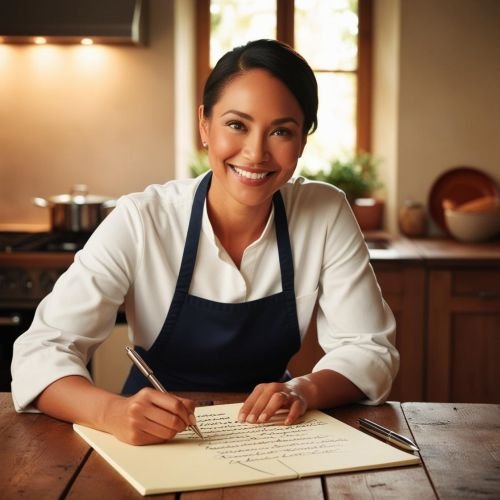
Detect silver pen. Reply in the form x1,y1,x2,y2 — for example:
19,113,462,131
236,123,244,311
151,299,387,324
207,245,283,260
125,346,204,439
359,418,419,452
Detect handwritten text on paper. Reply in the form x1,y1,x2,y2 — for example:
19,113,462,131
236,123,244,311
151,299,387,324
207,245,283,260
181,412,348,464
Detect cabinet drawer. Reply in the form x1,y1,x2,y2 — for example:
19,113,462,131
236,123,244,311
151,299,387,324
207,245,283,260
451,270,500,299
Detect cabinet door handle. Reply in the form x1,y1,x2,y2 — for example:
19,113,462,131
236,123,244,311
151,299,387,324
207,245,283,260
477,291,500,300
0,314,21,326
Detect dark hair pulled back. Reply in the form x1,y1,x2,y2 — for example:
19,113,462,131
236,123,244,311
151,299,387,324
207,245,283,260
202,39,318,135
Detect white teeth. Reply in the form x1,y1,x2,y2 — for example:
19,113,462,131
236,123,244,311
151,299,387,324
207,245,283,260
232,166,269,180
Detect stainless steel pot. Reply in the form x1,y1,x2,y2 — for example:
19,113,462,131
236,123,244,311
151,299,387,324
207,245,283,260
33,184,116,232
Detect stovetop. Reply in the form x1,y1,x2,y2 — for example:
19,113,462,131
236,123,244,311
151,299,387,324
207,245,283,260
0,231,93,303
0,231,92,253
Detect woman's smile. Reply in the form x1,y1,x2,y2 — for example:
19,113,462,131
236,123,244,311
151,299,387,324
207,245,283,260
228,164,274,181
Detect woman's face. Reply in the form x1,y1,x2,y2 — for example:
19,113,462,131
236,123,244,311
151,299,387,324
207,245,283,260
199,68,307,212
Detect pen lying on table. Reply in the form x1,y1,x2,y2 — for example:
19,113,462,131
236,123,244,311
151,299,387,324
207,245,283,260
125,346,204,439
359,418,419,452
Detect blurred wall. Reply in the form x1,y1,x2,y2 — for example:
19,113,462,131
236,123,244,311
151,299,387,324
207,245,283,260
373,0,500,234
0,0,175,227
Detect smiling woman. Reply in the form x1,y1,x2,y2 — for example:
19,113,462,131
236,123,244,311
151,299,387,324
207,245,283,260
12,39,397,447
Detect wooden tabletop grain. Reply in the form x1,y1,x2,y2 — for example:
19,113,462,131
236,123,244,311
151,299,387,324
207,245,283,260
1,393,498,499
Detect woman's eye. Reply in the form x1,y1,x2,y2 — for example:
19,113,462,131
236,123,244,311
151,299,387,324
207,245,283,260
272,128,291,137
227,121,245,131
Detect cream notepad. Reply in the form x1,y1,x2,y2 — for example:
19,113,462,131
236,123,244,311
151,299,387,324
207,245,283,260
74,403,420,496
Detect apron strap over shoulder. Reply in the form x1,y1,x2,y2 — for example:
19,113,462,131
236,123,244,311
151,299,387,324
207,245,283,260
163,172,211,333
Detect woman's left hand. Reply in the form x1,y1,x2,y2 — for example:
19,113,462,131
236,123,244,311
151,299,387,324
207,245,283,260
238,370,365,426
238,380,309,426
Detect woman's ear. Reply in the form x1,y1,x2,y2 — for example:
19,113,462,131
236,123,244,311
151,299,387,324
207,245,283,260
198,105,209,145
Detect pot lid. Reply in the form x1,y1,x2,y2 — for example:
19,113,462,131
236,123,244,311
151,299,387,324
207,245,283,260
45,185,114,205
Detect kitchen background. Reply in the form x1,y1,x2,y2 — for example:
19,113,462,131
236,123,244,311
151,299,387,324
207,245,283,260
1,0,499,234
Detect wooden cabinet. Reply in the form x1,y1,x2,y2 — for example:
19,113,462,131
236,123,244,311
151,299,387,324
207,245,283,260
372,262,426,402
426,267,500,403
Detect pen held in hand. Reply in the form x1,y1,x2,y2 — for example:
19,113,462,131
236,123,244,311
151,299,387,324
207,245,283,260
125,346,204,439
359,418,419,452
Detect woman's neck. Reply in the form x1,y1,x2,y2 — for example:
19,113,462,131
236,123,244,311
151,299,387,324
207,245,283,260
207,193,272,269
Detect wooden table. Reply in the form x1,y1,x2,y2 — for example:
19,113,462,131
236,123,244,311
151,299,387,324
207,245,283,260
1,393,499,499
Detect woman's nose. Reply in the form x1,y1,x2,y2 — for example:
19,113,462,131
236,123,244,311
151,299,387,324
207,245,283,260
243,134,270,164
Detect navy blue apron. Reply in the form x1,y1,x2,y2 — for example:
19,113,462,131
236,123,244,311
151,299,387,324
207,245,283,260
122,172,301,393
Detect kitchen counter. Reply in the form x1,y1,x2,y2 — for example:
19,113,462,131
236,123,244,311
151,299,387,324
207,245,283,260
411,237,500,264
2,225,500,264
364,230,500,263
365,233,423,261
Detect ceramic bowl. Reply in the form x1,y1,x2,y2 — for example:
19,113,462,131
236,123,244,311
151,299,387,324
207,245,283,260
445,208,500,243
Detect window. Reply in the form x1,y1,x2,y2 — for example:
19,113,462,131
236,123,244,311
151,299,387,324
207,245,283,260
196,0,372,171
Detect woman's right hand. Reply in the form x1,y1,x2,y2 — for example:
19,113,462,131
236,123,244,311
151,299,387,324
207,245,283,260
103,388,197,445
35,376,196,445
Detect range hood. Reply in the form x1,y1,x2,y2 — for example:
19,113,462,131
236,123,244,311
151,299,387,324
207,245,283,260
0,0,147,45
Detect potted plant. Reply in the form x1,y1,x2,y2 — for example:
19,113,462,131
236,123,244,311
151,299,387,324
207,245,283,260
301,152,384,230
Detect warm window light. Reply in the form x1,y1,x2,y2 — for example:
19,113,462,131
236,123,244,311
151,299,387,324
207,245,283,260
80,38,94,46
34,37,47,45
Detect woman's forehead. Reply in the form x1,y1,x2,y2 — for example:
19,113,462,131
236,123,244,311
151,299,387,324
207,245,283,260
214,69,304,121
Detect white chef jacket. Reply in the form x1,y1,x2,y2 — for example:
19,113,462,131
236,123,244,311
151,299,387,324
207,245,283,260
11,173,398,411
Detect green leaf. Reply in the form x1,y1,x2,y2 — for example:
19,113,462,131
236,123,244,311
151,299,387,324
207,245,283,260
301,152,382,201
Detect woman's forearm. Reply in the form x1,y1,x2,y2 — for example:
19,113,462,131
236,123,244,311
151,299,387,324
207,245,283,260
35,375,123,431
287,369,365,409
